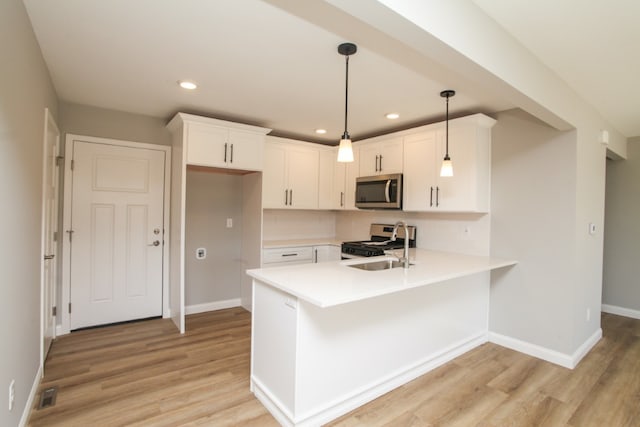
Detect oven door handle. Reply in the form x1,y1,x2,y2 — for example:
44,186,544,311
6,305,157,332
384,179,391,203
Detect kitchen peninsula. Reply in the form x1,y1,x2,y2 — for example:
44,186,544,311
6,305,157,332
247,249,516,426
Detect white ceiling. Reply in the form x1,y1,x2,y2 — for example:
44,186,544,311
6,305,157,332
473,0,640,138
22,0,638,144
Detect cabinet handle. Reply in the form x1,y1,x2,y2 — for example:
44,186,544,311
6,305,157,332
340,191,344,207
436,186,440,207
379,155,383,171
314,249,318,263
230,143,234,163
375,155,380,172
285,189,288,206
281,253,297,257
430,186,434,207
289,189,293,206
224,143,228,162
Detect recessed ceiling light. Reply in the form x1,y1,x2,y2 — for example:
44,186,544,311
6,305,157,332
178,80,197,90
385,113,400,120
315,129,327,134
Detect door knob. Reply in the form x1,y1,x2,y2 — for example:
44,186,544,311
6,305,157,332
148,240,160,247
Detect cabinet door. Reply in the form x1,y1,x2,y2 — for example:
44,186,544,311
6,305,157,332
263,142,288,208
287,146,319,209
186,123,228,167
228,130,263,171
378,137,403,174
359,142,381,176
313,245,341,262
359,137,403,176
318,150,337,210
436,124,485,212
344,147,359,210
403,131,438,211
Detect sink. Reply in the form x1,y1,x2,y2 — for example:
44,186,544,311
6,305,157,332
347,259,410,271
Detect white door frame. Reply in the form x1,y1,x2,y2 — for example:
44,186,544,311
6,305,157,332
60,134,171,335
40,107,60,370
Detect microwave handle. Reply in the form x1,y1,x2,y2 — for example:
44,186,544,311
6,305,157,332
385,179,391,203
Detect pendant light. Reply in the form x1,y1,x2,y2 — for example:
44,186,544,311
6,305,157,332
337,42,357,162
440,90,455,177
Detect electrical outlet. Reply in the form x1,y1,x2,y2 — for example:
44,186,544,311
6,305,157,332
226,218,233,228
9,379,15,411
196,248,206,260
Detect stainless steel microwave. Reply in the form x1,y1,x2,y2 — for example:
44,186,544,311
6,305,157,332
355,173,403,210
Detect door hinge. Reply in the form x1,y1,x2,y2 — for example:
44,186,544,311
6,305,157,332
71,159,75,171
56,156,64,167
52,306,57,317
53,231,58,242
68,303,72,314
66,230,74,242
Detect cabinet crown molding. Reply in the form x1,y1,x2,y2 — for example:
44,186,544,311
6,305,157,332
167,112,272,135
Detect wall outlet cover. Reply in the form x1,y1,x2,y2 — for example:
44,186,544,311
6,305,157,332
196,248,206,260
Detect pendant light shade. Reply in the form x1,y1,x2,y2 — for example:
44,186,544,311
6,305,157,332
440,90,455,177
337,43,357,163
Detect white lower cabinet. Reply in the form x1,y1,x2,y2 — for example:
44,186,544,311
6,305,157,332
263,245,340,267
312,245,341,263
262,246,313,267
403,114,495,212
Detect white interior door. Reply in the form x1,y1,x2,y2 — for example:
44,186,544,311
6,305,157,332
42,108,59,365
69,141,166,330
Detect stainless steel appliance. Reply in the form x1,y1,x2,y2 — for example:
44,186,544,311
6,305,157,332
355,173,403,210
341,223,416,258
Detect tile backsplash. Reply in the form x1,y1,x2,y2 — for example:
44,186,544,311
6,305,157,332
263,209,337,241
263,208,490,257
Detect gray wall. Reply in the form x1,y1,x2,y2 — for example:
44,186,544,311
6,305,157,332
603,137,640,311
185,170,244,306
0,0,58,425
59,101,171,147
490,109,579,354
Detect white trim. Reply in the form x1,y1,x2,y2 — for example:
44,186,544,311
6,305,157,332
572,328,602,367
252,332,487,427
40,107,60,370
489,328,602,369
602,303,640,320
184,299,242,315
60,134,171,334
20,364,43,427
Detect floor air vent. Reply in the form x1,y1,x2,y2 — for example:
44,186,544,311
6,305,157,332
38,387,57,409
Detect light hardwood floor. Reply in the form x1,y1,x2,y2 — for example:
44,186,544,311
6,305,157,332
29,309,640,426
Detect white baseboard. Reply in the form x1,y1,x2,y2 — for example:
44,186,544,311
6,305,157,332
20,364,43,427
489,328,602,369
602,304,640,320
572,328,602,367
252,332,487,426
185,298,241,315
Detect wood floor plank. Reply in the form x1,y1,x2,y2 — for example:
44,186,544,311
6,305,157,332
28,309,640,426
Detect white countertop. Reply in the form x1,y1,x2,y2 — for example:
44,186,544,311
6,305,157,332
246,249,517,307
262,238,343,248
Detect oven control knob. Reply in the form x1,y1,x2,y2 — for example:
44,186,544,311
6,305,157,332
367,250,373,256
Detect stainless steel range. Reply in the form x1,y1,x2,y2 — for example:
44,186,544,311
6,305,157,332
341,223,417,258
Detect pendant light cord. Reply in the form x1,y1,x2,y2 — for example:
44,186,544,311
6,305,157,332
343,55,350,139
445,94,449,157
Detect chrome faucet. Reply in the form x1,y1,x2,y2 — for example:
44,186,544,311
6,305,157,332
391,220,410,269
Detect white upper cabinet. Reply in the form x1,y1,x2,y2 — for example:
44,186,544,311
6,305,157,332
403,114,495,213
168,113,270,171
263,137,319,209
319,147,360,210
358,136,403,176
